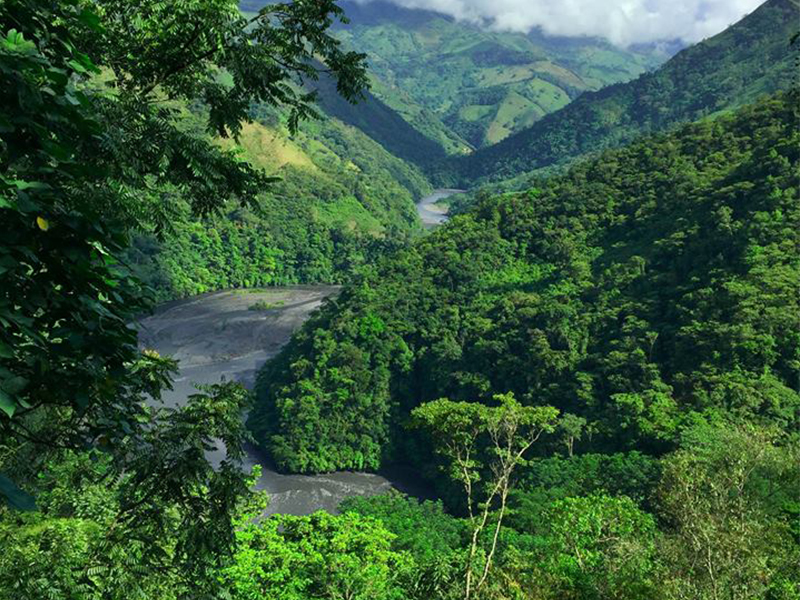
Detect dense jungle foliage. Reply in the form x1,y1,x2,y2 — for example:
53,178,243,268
441,0,799,186
251,93,799,473
242,93,800,600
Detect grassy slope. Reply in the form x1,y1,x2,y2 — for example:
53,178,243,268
244,103,431,233
444,0,799,186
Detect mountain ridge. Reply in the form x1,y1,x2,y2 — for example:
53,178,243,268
441,0,799,186
333,0,671,149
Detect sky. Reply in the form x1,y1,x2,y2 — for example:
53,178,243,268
353,0,766,46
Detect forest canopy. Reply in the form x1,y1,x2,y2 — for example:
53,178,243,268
250,93,800,474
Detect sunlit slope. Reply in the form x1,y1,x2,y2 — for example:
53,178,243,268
129,103,432,300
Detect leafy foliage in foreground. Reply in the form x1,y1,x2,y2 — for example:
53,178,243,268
0,383,254,600
0,0,368,595
341,423,797,600
442,0,799,186
250,93,799,474
223,509,413,600
4,420,796,600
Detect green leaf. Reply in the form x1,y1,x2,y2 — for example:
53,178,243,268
0,389,16,417
0,473,36,511
11,180,50,191
67,59,87,74
2,375,28,395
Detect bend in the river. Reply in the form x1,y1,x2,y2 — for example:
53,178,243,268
137,287,428,515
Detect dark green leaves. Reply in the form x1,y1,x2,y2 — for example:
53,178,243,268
0,0,370,455
77,7,105,33
0,391,15,418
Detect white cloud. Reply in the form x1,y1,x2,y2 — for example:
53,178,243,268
353,0,765,46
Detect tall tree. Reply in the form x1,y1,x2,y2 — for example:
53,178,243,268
658,424,800,600
412,393,559,600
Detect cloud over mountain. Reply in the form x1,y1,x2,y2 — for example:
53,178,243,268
353,0,765,46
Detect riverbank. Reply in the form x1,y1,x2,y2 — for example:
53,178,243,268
137,287,431,515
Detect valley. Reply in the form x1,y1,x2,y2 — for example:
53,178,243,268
445,0,799,186
133,185,460,515
415,188,463,226
330,0,673,149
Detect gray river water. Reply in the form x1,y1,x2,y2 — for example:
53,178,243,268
137,287,423,515
416,188,465,226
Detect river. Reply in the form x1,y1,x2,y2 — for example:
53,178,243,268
416,188,465,226
137,286,427,515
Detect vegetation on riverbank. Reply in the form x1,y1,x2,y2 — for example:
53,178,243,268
124,68,433,302
126,111,430,301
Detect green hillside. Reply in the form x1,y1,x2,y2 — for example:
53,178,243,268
443,0,799,186
249,93,799,474
310,69,447,167
332,0,670,150
128,102,431,300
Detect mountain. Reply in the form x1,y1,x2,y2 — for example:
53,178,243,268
141,0,798,302
248,93,799,474
332,1,672,150
442,0,799,186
